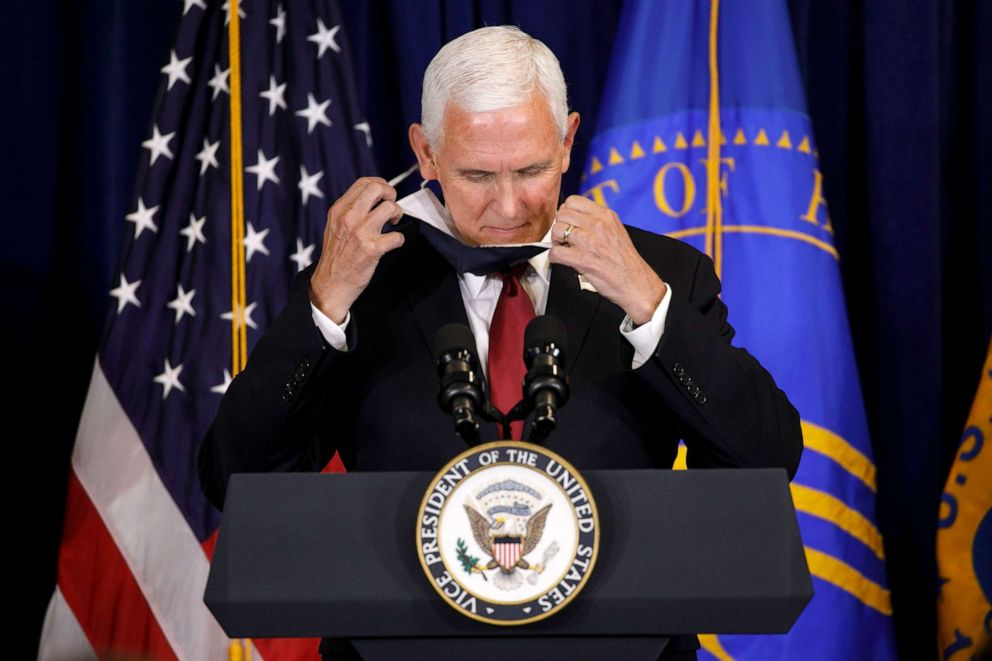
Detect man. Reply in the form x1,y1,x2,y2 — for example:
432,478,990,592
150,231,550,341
198,26,802,659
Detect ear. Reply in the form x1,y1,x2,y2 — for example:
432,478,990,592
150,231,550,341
559,112,581,173
408,123,439,181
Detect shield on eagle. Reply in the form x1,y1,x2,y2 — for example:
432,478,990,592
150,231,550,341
492,536,523,571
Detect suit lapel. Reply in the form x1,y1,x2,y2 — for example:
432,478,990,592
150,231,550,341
406,235,498,439
546,264,602,375
407,243,470,356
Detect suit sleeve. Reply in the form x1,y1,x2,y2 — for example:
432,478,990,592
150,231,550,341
196,264,348,510
635,251,803,479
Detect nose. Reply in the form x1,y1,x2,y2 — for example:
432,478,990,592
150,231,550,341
492,176,520,219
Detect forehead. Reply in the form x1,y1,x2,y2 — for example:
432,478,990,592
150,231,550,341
437,93,561,170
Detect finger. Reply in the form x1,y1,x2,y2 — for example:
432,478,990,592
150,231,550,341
325,178,377,234
334,183,398,237
548,244,582,270
366,200,405,230
555,203,597,229
560,196,619,230
353,179,397,215
554,221,582,246
562,194,606,213
374,230,406,254
337,176,384,208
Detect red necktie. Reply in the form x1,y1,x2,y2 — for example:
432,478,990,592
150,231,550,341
487,264,535,439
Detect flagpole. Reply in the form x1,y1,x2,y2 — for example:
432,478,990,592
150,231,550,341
704,0,723,279
228,0,248,374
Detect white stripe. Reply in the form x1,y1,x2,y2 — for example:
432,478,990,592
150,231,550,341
71,359,237,661
36,588,97,661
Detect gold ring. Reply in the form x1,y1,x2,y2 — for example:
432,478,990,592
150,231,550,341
562,223,574,246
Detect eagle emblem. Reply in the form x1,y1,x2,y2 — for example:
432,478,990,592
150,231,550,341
457,479,558,590
417,441,599,624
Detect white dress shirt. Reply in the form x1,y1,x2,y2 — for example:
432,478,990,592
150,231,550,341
309,228,673,372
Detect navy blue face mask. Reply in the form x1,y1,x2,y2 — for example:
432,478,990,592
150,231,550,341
392,171,552,276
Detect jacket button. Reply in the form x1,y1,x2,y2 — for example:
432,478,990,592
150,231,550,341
281,392,291,402
695,392,707,404
688,383,700,396
673,362,685,377
302,358,311,369
680,374,691,386
294,367,307,383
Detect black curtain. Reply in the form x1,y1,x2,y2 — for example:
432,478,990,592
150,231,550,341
2,3,181,657
6,1,989,657
791,1,992,654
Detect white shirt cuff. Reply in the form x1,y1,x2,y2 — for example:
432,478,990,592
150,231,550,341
619,284,673,369
310,303,351,351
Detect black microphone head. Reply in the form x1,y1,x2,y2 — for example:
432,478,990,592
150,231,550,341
524,315,568,367
432,323,478,364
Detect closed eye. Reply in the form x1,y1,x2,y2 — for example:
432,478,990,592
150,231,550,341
456,170,494,183
514,162,554,178
455,161,554,183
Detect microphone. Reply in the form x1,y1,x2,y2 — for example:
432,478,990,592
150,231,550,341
522,315,570,442
433,323,485,443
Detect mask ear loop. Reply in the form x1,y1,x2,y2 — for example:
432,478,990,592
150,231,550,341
386,163,420,188
417,171,445,207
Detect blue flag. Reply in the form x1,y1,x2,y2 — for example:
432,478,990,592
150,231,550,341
583,1,898,658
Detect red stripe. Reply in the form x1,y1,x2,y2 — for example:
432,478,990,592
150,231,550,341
202,528,218,560
495,541,520,569
59,462,343,660
57,470,178,660
253,637,320,660
322,450,346,473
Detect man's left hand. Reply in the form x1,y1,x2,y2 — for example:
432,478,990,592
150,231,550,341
550,195,667,325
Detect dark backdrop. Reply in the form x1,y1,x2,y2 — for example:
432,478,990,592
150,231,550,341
4,1,989,657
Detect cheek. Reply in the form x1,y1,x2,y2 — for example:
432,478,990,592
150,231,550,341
521,180,559,211
445,184,488,213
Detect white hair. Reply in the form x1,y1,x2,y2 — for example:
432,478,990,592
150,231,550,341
421,26,569,147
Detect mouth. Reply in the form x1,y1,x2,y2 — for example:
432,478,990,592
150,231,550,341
482,223,527,237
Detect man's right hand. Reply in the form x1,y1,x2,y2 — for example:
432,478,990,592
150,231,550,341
309,177,406,323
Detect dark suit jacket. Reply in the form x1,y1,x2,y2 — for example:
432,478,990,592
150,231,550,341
197,221,803,656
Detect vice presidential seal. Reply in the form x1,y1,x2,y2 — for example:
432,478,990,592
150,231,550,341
416,441,599,625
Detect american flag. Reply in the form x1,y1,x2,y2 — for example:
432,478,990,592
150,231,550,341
37,1,374,658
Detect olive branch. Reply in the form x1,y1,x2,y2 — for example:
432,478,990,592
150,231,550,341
455,538,488,581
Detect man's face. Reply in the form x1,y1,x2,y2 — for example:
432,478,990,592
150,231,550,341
410,91,580,245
